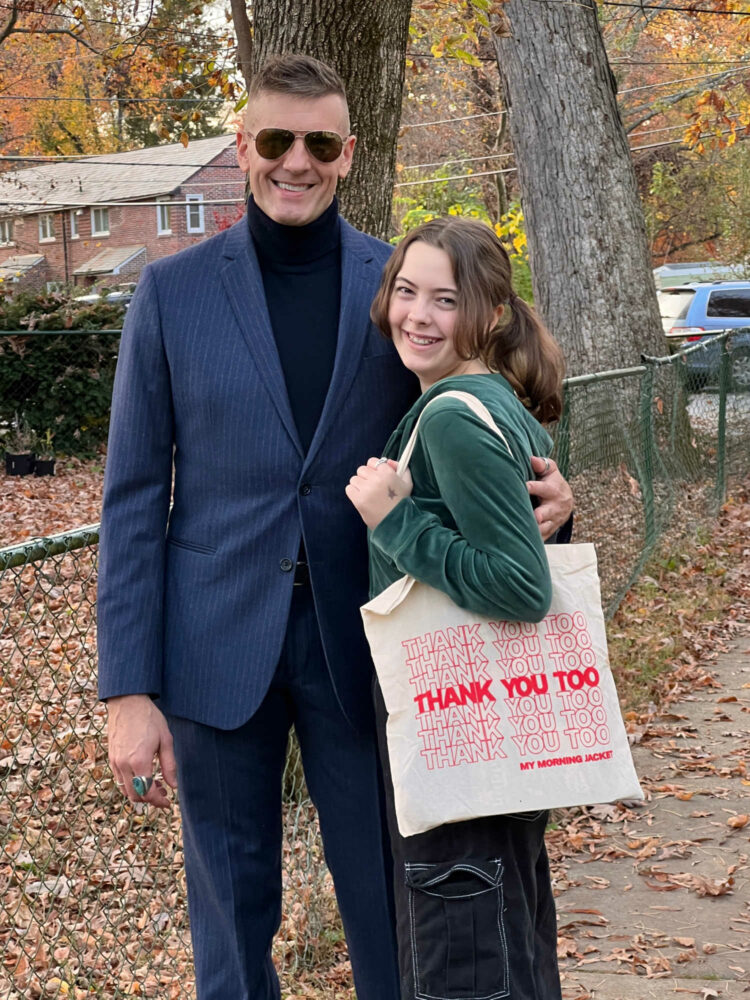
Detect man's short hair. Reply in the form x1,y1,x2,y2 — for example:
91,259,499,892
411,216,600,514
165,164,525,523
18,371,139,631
248,54,348,106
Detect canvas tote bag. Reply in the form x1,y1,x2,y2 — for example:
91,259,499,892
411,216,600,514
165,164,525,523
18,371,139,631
361,390,643,837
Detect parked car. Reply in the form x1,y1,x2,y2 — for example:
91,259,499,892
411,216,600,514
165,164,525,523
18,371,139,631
657,281,750,390
75,288,134,309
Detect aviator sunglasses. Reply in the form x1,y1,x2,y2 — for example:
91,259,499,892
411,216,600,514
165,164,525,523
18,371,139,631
246,128,347,164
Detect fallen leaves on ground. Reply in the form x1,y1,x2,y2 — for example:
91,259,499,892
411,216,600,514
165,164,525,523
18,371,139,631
0,458,104,549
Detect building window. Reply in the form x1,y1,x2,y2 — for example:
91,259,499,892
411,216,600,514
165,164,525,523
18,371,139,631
46,281,65,293
157,199,172,235
0,218,13,244
91,207,109,236
185,194,205,234
39,213,55,242
69,209,80,239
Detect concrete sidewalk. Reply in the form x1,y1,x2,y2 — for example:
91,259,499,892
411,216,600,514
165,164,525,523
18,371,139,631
554,632,750,999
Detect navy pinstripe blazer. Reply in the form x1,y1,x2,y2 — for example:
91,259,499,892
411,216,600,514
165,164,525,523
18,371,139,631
97,215,417,731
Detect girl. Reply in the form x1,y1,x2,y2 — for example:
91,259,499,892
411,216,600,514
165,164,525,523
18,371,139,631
346,217,565,1000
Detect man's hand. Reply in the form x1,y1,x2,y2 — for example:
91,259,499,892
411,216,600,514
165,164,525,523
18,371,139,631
527,456,574,541
346,457,413,530
107,694,177,809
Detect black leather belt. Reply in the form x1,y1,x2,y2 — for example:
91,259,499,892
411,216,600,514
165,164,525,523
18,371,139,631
293,560,310,586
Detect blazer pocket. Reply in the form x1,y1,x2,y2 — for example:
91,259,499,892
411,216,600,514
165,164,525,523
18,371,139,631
167,536,217,555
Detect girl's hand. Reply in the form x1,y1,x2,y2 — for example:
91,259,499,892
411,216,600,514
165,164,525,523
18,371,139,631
345,457,413,530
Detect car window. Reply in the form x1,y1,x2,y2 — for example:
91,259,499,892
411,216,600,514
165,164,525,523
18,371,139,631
706,289,750,318
657,289,695,320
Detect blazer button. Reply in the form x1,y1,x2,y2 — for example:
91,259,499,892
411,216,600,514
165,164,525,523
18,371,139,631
299,483,312,496
280,558,294,572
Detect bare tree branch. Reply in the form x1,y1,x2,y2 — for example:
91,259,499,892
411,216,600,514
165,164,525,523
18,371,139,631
624,66,749,133
0,0,20,45
12,26,100,52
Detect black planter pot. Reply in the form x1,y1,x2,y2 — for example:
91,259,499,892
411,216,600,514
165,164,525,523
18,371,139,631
4,451,36,476
34,458,56,477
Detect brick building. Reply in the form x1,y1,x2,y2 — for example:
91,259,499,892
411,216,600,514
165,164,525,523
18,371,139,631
0,134,246,291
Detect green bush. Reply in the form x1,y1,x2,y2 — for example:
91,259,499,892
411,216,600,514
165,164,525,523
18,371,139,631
0,290,123,457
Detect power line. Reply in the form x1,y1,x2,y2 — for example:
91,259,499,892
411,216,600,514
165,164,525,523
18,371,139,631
401,109,506,129
0,196,244,208
2,123,742,210
0,151,236,164
619,66,748,95
0,94,229,103
394,166,517,187
600,0,750,14
399,151,514,171
5,62,745,116
611,59,750,65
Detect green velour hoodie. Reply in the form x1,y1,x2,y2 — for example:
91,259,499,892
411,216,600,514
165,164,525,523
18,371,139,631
368,372,553,622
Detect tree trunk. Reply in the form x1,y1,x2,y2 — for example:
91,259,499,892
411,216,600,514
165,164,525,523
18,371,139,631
493,0,665,375
249,0,412,240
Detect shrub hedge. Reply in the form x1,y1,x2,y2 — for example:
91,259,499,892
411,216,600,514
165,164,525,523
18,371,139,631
0,290,124,457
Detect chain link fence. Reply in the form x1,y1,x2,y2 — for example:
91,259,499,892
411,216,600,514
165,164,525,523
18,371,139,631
2,332,749,998
0,528,331,998
555,331,747,614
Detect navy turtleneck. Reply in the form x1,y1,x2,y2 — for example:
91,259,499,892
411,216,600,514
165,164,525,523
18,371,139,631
247,195,341,455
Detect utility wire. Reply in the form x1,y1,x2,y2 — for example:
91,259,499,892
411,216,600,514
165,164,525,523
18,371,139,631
619,66,748,94
399,151,514,171
0,196,244,208
0,95,229,103
4,62,746,114
611,59,750,64
5,125,739,209
600,0,750,14
401,110,506,129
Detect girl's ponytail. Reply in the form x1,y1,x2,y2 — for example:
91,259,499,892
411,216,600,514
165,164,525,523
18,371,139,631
488,292,564,424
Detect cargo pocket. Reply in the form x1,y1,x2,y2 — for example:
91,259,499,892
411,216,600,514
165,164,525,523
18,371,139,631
405,858,509,1000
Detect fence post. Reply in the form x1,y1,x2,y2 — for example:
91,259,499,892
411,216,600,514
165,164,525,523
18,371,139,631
715,335,730,507
555,390,571,480
639,365,657,552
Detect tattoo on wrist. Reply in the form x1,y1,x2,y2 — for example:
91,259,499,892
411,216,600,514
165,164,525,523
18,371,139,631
387,487,397,500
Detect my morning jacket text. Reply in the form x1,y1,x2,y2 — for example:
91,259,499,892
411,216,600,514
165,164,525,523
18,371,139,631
402,612,612,771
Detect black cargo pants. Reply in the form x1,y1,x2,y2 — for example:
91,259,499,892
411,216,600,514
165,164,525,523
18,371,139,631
375,684,563,1000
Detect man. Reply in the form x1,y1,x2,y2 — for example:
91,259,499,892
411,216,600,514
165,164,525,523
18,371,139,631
98,54,573,1000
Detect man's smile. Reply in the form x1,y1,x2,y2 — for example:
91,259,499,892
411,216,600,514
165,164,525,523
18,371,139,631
273,180,313,192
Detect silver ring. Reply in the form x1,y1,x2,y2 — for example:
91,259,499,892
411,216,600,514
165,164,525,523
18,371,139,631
116,780,125,787
543,457,551,474
132,775,154,797
375,457,389,466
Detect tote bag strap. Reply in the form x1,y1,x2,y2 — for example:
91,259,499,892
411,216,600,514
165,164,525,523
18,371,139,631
396,389,514,477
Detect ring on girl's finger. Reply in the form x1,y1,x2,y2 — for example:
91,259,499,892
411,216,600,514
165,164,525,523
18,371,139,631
375,457,389,466
543,457,551,474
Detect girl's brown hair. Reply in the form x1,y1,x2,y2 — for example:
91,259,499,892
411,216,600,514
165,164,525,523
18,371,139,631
371,218,564,423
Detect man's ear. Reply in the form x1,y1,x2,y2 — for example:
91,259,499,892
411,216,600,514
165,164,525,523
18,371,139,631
338,134,357,180
236,130,251,174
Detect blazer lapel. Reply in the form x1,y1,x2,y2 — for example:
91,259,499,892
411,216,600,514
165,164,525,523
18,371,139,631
305,221,381,469
220,219,303,457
